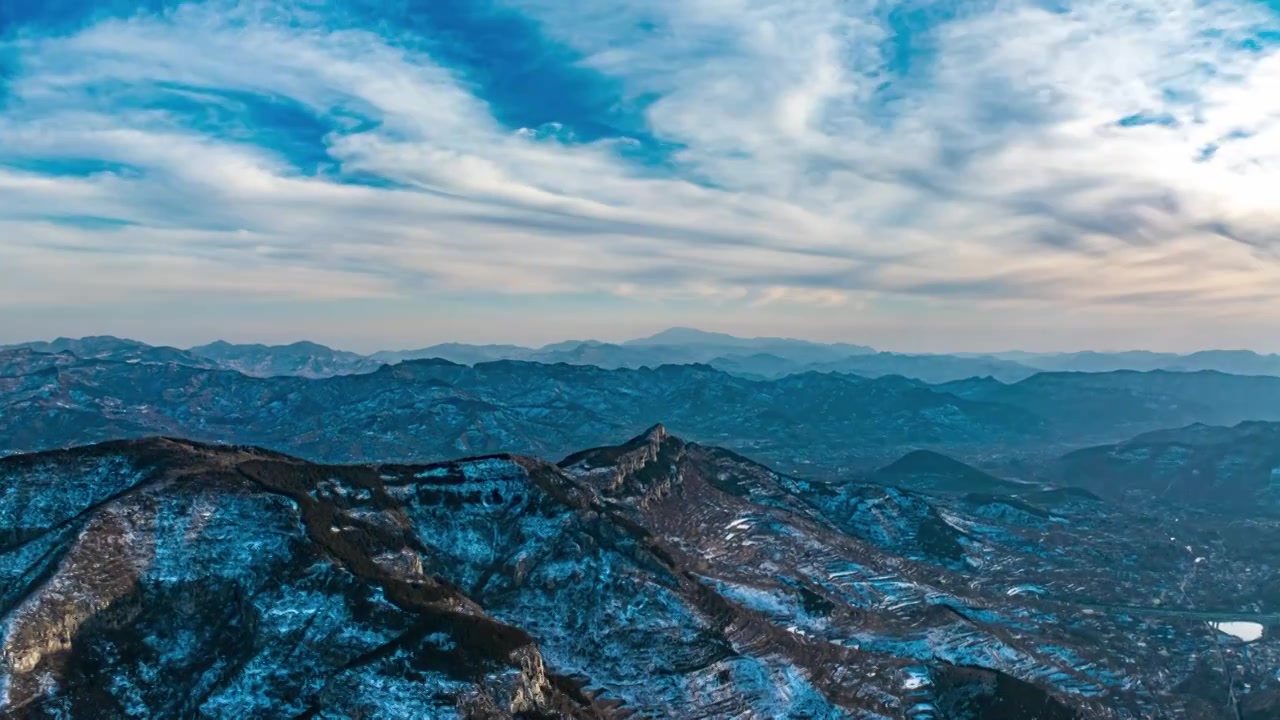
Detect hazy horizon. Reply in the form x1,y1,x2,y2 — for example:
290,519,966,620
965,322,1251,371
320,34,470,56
5,324,1280,358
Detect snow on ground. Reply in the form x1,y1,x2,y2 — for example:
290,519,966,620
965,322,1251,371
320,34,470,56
1213,621,1264,642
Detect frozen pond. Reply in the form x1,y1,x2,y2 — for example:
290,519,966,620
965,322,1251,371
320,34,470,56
1212,621,1264,642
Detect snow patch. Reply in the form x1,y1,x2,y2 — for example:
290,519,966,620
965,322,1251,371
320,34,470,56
1213,622,1263,642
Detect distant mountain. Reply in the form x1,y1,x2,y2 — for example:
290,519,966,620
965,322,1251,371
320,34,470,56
534,342,711,368
625,326,875,362
625,326,873,353
17,350,1280,486
1021,349,1280,376
0,352,1042,471
2,335,217,370
12,330,1280,383
940,370,1280,443
537,338,606,352
812,353,1039,384
1054,421,1280,511
4,430,1276,717
0,348,80,377
403,328,882,375
373,339,1043,384
871,449,1033,495
17,350,1280,474
625,326,736,346
1018,350,1182,373
1176,350,1280,376
188,340,384,378
3,335,149,356
706,352,806,379
369,342,537,366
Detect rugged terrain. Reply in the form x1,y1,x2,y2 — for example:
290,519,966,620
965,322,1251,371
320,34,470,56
2,428,1277,718
10,348,1280,480
1053,421,1280,511
0,351,1045,473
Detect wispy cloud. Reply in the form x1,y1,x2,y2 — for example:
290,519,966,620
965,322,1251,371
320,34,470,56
0,0,1277,349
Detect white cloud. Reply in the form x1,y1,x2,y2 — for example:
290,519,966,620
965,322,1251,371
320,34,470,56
0,0,1278,349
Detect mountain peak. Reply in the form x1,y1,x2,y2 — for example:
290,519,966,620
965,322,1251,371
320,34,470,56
625,327,737,346
638,422,667,444
556,424,688,506
560,423,678,469
282,340,337,352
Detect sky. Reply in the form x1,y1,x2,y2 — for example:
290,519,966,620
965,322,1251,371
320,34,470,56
0,0,1278,353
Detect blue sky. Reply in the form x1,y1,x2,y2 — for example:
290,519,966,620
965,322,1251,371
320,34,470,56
0,0,1277,352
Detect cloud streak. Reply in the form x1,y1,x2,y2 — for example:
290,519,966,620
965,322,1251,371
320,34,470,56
0,0,1277,349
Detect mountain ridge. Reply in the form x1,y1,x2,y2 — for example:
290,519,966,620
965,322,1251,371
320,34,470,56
13,331,1280,383
3,430,1278,717
1053,420,1280,511
0,350,1048,474
14,348,1280,480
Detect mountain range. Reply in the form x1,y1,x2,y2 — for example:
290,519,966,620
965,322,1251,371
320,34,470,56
12,347,1280,481
7,331,1280,717
4,427,1278,718
10,329,1280,384
0,352,1039,474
